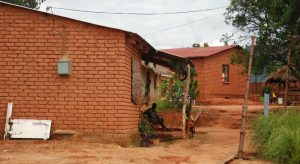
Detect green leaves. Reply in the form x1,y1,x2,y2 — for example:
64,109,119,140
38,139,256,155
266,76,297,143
139,115,155,136
2,0,45,9
225,0,300,76
158,75,184,109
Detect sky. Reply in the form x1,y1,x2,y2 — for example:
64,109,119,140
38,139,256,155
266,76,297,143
39,0,237,49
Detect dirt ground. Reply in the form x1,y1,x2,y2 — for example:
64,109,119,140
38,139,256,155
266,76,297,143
0,105,279,164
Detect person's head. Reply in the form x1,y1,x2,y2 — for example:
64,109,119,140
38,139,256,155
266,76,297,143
152,103,157,109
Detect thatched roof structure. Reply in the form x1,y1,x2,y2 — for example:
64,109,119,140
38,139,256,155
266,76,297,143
265,66,299,84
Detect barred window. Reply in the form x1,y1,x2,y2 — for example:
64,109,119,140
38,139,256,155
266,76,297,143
131,57,142,104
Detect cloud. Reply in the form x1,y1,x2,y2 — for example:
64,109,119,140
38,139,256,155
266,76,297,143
40,0,235,48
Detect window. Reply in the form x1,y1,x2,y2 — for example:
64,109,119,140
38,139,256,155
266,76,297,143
222,64,229,83
131,57,142,104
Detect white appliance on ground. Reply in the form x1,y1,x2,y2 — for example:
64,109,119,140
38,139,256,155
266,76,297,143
4,102,52,140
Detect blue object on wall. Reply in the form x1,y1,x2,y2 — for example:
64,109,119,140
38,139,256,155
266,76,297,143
57,57,71,76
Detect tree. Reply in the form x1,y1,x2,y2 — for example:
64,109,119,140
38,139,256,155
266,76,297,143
2,0,46,9
220,33,234,45
192,43,200,47
225,0,300,75
203,42,209,47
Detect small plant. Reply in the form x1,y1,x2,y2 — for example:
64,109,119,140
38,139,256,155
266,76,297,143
139,115,155,137
139,114,156,147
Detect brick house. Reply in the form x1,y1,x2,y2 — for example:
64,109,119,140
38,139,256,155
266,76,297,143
161,46,247,103
0,2,190,143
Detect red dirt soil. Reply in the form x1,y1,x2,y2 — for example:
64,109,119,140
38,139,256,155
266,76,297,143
0,105,278,164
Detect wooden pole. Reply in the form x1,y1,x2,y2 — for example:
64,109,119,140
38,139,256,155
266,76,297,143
284,49,291,108
237,34,255,159
187,75,194,133
182,64,191,138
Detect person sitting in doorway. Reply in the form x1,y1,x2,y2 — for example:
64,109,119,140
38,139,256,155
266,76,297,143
143,103,169,131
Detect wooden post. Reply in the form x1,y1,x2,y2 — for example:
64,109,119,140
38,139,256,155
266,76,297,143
237,34,255,159
284,49,291,108
187,74,194,135
182,64,191,138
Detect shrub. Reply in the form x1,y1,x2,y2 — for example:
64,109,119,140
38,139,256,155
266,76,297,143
158,75,184,109
252,109,300,164
139,115,155,136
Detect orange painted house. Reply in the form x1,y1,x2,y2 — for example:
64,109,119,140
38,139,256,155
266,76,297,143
161,46,247,103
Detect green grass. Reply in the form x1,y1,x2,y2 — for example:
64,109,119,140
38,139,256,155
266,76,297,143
156,100,172,112
155,100,199,113
252,108,300,164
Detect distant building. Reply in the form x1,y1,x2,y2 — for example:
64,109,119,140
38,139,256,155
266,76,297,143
161,46,247,103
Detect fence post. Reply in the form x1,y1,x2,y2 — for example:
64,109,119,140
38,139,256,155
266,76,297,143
264,93,269,116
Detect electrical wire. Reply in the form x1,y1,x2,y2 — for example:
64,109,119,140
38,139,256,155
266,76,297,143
48,6,227,15
143,14,222,36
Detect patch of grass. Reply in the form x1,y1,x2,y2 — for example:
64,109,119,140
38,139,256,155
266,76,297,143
252,108,300,164
155,100,199,113
156,100,172,112
155,100,183,112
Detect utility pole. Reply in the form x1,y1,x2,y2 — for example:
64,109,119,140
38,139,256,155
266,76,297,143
284,49,291,108
237,34,255,159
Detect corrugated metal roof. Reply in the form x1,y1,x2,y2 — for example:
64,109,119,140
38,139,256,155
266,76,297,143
160,45,238,58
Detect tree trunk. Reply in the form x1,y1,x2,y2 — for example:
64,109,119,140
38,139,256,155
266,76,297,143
187,76,194,135
284,49,291,108
237,34,255,159
182,64,191,138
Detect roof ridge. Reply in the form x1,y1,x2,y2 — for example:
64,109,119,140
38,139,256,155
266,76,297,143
160,45,236,50
160,45,239,58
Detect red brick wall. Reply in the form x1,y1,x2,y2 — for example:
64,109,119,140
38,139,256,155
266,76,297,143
192,48,247,102
0,4,141,136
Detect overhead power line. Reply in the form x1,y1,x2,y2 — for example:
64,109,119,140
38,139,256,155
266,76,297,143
47,6,227,15
143,14,222,36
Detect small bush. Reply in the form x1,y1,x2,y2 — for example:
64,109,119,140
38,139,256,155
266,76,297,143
139,115,155,136
252,109,300,164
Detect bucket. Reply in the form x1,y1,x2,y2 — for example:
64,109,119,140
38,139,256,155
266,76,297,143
278,98,283,105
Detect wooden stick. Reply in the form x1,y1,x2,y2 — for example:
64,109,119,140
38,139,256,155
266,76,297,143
237,34,255,159
284,49,291,108
182,64,190,138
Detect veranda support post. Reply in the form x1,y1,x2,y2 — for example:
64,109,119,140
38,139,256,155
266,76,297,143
182,64,190,138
